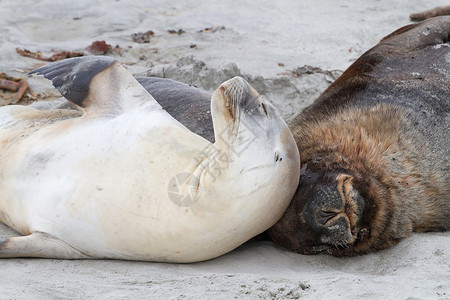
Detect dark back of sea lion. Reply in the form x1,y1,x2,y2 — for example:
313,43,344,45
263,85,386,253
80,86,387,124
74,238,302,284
300,20,449,170
136,77,214,143
268,17,450,256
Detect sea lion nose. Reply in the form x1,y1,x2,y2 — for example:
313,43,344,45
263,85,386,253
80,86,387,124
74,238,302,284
303,186,343,229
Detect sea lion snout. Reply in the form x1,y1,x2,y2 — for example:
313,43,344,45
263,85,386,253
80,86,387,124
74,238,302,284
218,77,244,120
303,185,358,247
217,76,272,121
268,169,367,255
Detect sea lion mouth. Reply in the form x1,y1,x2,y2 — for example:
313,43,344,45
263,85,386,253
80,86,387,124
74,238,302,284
293,224,371,255
290,226,361,255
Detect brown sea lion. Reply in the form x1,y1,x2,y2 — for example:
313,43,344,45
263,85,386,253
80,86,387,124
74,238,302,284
268,16,450,255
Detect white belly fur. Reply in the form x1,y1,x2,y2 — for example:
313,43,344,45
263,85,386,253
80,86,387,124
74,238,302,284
0,105,292,262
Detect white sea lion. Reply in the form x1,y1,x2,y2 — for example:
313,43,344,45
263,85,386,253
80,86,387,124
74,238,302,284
0,56,300,262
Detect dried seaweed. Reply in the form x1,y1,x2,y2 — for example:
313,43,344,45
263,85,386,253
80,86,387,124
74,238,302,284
198,26,225,33
16,48,84,61
0,74,36,104
278,65,342,83
85,40,112,55
168,29,185,35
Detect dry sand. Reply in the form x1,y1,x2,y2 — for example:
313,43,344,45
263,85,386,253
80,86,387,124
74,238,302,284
0,0,449,299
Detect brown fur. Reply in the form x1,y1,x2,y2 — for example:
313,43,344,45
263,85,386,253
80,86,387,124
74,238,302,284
268,17,450,256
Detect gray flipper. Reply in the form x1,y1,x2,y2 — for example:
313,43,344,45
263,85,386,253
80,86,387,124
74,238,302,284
0,233,89,259
29,56,115,108
30,56,156,116
137,77,214,143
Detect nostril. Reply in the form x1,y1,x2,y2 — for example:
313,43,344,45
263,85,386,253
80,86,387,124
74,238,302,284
274,151,282,162
318,210,338,225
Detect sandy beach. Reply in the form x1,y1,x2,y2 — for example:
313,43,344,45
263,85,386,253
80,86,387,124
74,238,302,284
0,0,449,299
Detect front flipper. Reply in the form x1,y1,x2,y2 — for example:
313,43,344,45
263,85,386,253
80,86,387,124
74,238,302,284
30,56,160,117
136,77,214,142
0,232,89,259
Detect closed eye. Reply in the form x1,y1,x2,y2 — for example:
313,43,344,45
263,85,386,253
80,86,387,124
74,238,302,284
319,210,338,225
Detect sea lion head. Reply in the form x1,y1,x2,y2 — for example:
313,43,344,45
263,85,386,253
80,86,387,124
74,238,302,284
209,76,300,232
211,76,298,164
268,166,368,256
